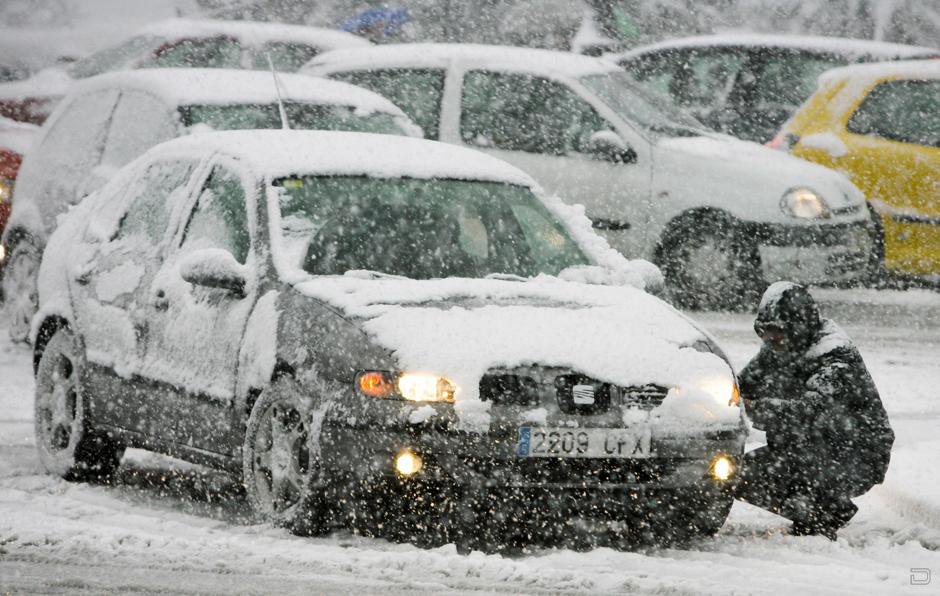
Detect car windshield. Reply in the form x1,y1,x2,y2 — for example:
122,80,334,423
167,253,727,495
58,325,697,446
66,36,161,79
179,103,407,135
580,72,709,138
274,176,590,279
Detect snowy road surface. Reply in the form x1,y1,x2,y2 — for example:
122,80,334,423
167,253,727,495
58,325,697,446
2,288,939,594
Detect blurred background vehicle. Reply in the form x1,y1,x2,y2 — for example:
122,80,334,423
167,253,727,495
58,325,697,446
774,60,939,280
307,43,876,311
0,116,39,271
614,34,939,143
0,68,418,342
0,18,370,125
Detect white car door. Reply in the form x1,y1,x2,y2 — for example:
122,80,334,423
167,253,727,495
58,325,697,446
70,158,201,433
138,157,259,451
441,67,653,259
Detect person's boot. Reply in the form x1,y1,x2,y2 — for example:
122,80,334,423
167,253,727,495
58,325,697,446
789,520,837,541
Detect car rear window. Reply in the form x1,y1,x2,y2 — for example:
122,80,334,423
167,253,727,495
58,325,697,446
179,102,407,135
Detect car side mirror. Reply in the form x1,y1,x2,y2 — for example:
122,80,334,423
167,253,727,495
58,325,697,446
587,130,637,164
180,248,247,297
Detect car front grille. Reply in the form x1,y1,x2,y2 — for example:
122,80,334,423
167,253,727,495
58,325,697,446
479,368,669,413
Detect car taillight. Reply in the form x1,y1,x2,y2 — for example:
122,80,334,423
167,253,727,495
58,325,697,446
765,132,799,152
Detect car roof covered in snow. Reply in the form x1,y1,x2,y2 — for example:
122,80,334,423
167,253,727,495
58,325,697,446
136,18,370,50
818,58,940,86
305,43,619,79
67,68,408,116
146,129,537,185
615,33,939,61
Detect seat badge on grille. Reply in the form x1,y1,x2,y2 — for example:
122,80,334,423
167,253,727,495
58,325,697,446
572,384,596,405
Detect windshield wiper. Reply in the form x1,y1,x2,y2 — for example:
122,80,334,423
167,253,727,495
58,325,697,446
484,273,529,282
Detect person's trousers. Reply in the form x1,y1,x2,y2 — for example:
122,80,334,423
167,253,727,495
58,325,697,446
734,446,862,530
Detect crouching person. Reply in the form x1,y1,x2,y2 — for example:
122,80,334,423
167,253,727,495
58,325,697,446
735,282,894,540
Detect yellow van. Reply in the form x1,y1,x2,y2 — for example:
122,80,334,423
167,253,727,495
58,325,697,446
773,60,939,276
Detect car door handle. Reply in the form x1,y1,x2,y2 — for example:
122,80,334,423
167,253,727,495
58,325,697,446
152,289,169,310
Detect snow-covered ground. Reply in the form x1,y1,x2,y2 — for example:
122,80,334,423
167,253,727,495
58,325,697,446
1,287,939,594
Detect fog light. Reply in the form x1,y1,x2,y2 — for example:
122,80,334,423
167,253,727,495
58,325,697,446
394,449,422,477
711,455,735,481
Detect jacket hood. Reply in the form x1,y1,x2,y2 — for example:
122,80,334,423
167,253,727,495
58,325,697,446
754,281,822,350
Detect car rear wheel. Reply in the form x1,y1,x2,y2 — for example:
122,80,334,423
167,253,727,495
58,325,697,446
34,327,124,481
2,242,40,343
659,217,764,311
243,378,329,534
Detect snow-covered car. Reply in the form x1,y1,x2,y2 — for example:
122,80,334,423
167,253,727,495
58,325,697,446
305,44,876,309
613,34,939,143
0,18,370,125
0,68,418,342
32,130,746,549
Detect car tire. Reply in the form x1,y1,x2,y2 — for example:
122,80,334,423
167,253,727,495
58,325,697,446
864,202,887,286
659,216,764,311
34,327,124,481
243,377,329,535
2,242,41,343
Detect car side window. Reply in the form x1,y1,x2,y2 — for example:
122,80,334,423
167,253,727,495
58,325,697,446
181,166,250,263
460,71,609,155
252,41,320,71
749,51,840,108
143,36,243,69
847,80,940,148
330,69,445,138
118,160,197,243
100,91,178,171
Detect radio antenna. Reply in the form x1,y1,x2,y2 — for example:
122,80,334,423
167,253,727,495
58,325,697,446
265,53,290,130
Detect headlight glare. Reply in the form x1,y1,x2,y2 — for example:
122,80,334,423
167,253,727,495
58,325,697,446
780,187,830,219
698,376,741,408
355,371,456,403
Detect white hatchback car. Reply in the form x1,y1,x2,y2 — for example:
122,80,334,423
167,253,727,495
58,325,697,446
305,44,876,309
0,68,417,341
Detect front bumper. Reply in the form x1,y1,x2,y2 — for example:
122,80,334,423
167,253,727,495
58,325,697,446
320,422,746,496
741,219,873,283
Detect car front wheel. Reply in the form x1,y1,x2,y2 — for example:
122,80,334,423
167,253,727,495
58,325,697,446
243,378,329,534
2,242,41,343
659,218,764,311
34,327,124,481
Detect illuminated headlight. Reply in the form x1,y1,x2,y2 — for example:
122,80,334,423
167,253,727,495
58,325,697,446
0,243,5,264
710,454,735,481
698,377,741,407
356,371,456,403
780,187,830,219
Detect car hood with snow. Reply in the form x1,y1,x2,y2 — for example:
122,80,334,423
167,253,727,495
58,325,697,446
292,274,741,432
654,133,867,223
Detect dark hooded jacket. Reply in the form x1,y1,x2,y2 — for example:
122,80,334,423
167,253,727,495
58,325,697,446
739,283,894,493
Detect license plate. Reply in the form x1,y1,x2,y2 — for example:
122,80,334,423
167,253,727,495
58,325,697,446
516,427,653,458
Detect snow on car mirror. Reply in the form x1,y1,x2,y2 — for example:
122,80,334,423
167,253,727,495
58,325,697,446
180,248,247,297
587,130,637,164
